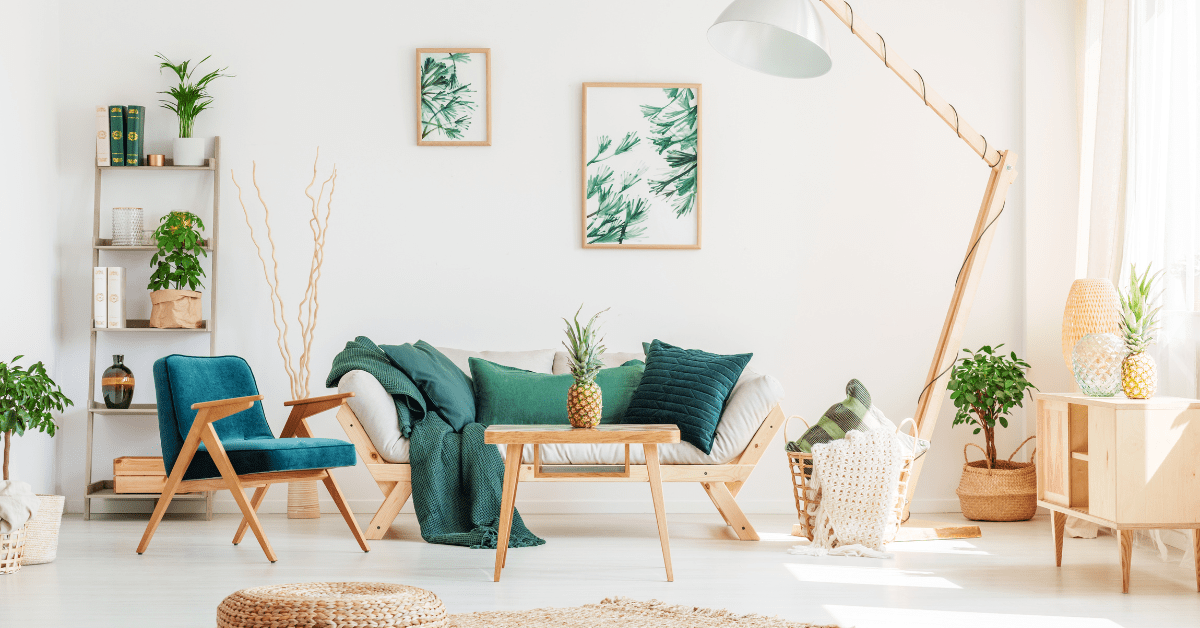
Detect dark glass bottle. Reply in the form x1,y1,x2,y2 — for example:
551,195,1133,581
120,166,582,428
102,355,134,409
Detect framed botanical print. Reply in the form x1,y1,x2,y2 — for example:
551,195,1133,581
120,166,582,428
582,83,701,249
416,48,491,146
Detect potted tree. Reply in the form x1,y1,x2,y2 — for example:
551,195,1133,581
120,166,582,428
155,53,230,166
149,211,208,328
1,355,72,565
947,345,1039,521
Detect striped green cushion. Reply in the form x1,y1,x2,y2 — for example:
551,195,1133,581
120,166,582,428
788,379,871,453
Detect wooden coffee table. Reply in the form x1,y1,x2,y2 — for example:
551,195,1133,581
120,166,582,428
483,424,681,582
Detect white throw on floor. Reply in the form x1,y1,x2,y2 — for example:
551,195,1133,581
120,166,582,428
0,480,40,533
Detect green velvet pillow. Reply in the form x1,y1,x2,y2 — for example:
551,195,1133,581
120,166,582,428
786,379,871,454
469,358,645,427
624,340,752,454
382,340,475,432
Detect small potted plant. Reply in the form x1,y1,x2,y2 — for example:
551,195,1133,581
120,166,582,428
155,53,230,166
148,211,208,328
947,344,1039,521
1,355,72,566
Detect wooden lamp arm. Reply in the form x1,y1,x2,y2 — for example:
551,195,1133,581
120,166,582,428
816,0,1003,167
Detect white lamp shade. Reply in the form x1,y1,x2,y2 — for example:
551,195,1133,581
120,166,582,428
708,0,832,79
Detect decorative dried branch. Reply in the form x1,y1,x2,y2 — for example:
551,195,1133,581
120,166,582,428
231,149,337,399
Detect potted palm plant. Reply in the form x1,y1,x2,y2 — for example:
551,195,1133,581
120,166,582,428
155,53,230,166
1,355,72,566
947,344,1039,521
148,211,208,328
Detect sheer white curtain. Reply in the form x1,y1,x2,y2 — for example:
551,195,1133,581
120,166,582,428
1121,0,1200,399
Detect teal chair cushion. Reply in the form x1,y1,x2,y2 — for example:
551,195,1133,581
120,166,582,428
153,354,356,481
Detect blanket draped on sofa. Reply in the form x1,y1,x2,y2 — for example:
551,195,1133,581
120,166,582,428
327,336,545,549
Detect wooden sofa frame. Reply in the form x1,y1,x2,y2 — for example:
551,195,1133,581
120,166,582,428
334,402,785,541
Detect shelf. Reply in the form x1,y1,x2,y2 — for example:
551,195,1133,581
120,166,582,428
94,238,212,251
89,402,157,416
86,487,204,501
93,319,209,332
98,160,215,172
1071,450,1090,462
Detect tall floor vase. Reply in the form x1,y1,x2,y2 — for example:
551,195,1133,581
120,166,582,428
287,481,320,519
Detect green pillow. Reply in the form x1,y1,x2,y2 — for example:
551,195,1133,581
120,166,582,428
787,379,871,454
624,340,752,454
382,340,475,432
469,358,644,427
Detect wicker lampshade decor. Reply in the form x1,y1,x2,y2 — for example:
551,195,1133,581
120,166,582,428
1061,279,1121,370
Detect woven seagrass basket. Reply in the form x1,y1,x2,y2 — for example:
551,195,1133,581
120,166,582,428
956,436,1037,521
23,494,65,565
1,525,27,574
785,415,918,541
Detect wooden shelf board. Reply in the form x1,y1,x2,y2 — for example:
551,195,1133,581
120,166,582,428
93,319,209,332
94,238,211,252
89,402,157,416
86,487,205,500
98,160,215,172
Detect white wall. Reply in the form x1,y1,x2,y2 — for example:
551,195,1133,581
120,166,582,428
50,0,1055,516
0,1,61,492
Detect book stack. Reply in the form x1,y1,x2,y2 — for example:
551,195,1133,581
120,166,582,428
92,267,126,328
98,106,145,166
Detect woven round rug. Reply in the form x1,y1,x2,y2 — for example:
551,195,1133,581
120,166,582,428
217,582,447,628
447,598,837,628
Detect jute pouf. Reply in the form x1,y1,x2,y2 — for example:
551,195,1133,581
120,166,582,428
217,582,447,628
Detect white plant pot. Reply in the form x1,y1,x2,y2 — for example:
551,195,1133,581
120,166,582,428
173,137,206,166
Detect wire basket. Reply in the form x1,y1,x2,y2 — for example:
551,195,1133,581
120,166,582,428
785,415,919,542
1,525,27,574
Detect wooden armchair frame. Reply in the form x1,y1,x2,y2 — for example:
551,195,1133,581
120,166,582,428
335,402,785,541
136,392,370,562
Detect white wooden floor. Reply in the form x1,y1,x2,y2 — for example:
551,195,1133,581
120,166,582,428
2,512,1197,627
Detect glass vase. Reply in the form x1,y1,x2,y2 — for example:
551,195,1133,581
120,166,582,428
1071,333,1126,397
111,207,143,246
101,355,134,409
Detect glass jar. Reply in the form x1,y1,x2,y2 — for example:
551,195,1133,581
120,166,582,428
102,355,134,409
1071,333,1126,397
111,207,143,246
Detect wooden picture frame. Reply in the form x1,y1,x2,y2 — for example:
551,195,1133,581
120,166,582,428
416,48,491,146
582,82,702,249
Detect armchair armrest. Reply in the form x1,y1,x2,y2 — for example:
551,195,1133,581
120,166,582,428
189,394,263,425
280,392,355,438
283,392,354,407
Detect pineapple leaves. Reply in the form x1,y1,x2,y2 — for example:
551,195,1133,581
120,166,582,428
1118,263,1163,353
155,53,231,139
562,305,608,384
947,344,1037,468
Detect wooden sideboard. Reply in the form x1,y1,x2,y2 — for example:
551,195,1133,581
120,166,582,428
1033,392,1200,593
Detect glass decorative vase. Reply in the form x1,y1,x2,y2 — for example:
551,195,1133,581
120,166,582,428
1071,333,1126,397
111,207,143,246
101,355,134,409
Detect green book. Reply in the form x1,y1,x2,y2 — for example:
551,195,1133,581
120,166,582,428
124,105,144,166
108,106,125,167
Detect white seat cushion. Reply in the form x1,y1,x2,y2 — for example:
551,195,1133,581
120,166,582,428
339,369,411,463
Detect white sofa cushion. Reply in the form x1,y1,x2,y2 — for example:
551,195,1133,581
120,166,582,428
552,350,645,374
437,347,556,375
340,369,411,464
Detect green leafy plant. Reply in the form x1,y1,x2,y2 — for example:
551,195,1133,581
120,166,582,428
156,53,231,139
148,211,208,291
640,88,699,217
0,356,73,480
420,53,476,140
947,345,1037,468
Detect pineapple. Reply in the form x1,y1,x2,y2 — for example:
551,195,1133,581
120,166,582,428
1118,264,1162,399
563,305,608,428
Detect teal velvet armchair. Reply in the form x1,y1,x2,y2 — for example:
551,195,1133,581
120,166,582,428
136,355,369,562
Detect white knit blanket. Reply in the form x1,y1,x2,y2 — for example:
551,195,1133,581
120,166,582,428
789,430,903,559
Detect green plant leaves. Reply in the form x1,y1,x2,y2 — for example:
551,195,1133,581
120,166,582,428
947,343,1037,467
155,53,231,138
0,355,73,442
148,211,208,291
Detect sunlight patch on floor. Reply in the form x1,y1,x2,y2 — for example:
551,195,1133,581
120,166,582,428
823,605,1125,628
784,563,961,589
758,532,807,542
885,539,990,555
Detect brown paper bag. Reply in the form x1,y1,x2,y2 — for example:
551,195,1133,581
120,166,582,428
149,289,203,328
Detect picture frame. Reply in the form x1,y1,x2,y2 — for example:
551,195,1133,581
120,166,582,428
582,82,702,249
416,48,492,146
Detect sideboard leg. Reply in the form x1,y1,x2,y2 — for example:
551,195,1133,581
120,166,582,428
1192,529,1199,593
1052,511,1067,567
1119,529,1133,594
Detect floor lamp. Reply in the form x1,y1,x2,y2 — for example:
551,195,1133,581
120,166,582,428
709,0,1019,519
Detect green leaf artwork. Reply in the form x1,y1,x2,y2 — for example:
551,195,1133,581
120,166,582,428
420,53,477,141
583,85,701,247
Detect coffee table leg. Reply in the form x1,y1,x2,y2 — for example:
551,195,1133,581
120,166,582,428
645,443,673,582
494,443,523,582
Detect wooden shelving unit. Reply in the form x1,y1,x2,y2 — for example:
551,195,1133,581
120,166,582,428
84,138,221,520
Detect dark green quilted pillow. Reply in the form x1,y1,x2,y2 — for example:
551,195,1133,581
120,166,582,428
787,379,871,454
624,340,752,454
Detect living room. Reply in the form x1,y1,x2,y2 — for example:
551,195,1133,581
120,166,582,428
2,1,1198,626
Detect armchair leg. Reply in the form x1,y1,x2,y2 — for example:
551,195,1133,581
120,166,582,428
366,482,412,540
202,425,277,562
233,485,271,545
138,418,206,555
322,470,371,552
